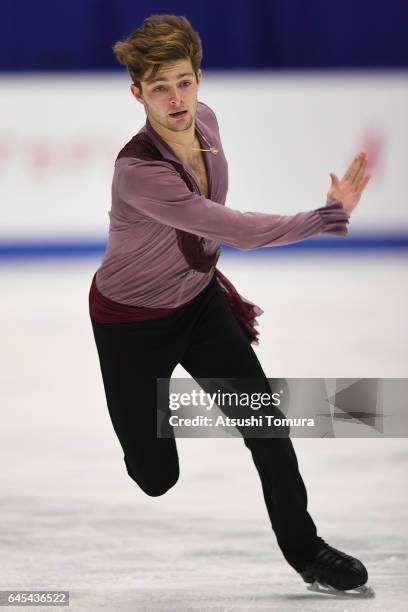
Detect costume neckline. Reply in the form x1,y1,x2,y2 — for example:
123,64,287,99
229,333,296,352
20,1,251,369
144,107,213,198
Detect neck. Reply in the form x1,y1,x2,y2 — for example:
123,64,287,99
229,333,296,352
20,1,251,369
147,113,196,160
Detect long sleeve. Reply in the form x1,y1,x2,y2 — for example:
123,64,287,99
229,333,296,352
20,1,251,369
116,159,349,251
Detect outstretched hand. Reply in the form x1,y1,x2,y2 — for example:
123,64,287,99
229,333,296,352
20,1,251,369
327,152,371,214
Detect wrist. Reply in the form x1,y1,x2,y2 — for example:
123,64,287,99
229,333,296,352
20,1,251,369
318,198,350,236
327,195,351,213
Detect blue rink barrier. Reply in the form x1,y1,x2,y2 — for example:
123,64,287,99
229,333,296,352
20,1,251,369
0,234,408,259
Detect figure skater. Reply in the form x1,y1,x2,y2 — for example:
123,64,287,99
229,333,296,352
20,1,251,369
89,14,374,598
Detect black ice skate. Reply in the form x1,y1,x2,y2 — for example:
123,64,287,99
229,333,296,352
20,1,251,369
300,542,375,598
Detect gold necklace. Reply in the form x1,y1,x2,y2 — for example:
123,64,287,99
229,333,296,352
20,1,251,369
192,124,218,155
163,124,218,156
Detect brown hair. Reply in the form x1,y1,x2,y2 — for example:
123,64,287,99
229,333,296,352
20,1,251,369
113,15,202,88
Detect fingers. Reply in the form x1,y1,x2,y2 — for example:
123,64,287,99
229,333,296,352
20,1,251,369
342,152,365,183
351,153,367,184
342,154,360,181
353,157,368,188
330,152,371,208
358,173,371,192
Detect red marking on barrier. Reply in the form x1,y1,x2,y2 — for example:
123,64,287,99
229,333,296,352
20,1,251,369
360,129,386,179
0,134,118,178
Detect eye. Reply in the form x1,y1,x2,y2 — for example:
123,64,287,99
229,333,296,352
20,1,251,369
152,85,166,92
180,81,192,87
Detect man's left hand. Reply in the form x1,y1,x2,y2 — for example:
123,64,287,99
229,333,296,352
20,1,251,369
327,152,371,214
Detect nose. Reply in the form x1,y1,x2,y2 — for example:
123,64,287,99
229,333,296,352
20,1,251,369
169,88,183,107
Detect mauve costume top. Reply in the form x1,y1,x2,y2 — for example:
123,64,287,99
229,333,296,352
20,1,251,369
89,101,349,344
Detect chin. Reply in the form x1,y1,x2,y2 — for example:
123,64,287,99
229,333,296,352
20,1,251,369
168,117,194,132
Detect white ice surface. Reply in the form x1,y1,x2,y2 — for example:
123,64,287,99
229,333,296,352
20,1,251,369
1,254,407,611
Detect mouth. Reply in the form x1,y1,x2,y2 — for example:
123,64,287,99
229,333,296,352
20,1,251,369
169,110,188,120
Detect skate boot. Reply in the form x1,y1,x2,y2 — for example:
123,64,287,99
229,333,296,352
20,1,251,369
300,541,375,598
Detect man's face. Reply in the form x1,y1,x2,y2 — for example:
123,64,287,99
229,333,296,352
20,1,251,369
131,59,201,132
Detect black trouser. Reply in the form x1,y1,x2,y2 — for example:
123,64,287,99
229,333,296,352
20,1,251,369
90,274,323,572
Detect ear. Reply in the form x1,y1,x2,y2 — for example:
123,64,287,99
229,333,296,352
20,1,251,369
130,83,145,106
196,69,202,87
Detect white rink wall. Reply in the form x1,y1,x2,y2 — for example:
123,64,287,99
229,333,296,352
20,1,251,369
0,71,407,240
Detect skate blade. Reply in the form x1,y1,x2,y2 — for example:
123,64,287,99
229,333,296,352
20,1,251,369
307,581,375,598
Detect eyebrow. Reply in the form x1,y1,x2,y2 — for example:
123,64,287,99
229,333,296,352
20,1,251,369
146,72,195,85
